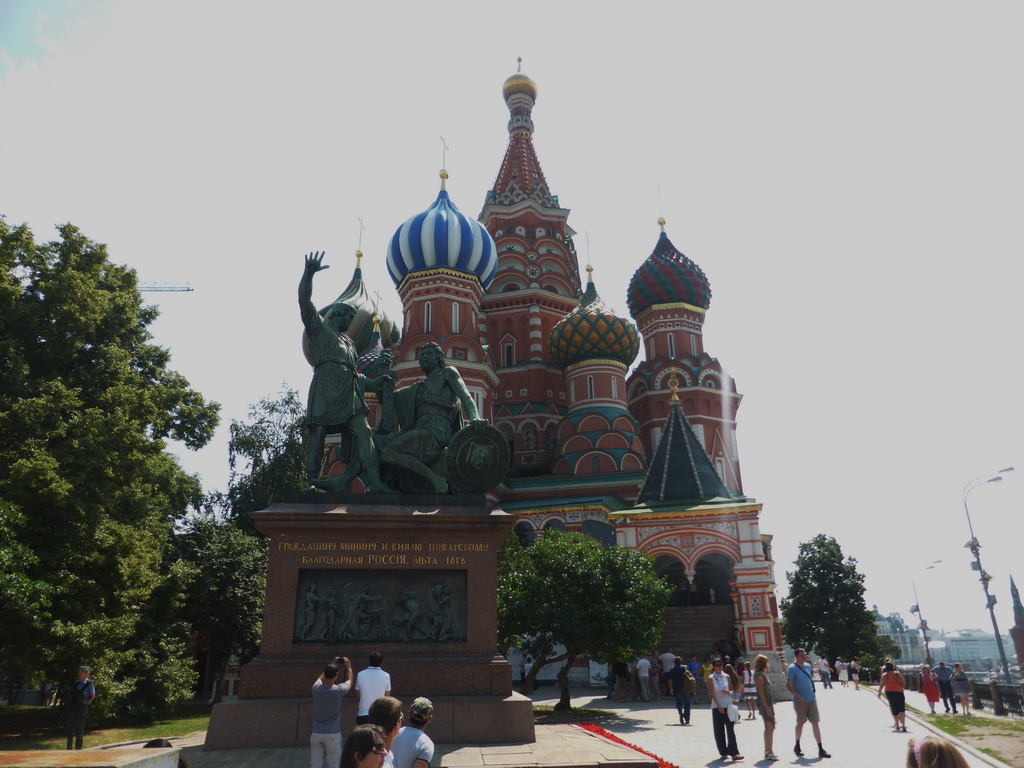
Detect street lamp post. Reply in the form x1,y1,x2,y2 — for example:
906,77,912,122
911,561,941,666
962,467,1015,683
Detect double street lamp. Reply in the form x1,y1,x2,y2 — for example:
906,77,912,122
962,466,1015,683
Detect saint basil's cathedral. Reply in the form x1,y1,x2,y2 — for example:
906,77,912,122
322,64,784,666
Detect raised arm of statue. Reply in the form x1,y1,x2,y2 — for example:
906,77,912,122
299,251,330,331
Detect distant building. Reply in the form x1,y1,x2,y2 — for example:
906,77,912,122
873,606,925,665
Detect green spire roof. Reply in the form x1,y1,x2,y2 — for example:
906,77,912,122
637,394,737,505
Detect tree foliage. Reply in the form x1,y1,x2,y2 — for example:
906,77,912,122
0,220,219,714
171,514,267,702
498,531,672,708
223,387,306,519
780,534,883,662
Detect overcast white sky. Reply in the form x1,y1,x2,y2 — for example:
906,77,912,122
2,1,1022,644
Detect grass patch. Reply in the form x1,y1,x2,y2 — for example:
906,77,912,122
927,714,973,737
977,747,1007,762
0,703,211,751
533,705,621,725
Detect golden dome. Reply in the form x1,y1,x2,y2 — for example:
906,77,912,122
503,58,537,101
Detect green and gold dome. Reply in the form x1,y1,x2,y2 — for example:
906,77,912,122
549,266,640,369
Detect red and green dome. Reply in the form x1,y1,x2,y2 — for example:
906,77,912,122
627,220,712,317
550,267,640,369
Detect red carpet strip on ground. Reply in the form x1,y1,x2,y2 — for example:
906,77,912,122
576,723,680,768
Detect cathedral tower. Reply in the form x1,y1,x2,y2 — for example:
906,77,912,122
387,170,499,420
479,62,582,473
625,219,744,494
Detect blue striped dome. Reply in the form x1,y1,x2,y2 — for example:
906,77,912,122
386,176,497,289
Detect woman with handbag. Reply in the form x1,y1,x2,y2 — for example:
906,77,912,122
706,658,743,762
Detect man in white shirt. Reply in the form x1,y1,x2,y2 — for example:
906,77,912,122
635,656,652,702
355,651,391,724
658,648,675,698
816,656,833,689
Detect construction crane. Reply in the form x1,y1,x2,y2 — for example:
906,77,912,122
139,282,194,292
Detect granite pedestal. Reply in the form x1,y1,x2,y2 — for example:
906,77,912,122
205,493,533,750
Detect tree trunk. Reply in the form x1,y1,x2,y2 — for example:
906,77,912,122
553,654,577,711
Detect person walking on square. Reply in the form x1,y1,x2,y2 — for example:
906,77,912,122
390,697,434,768
951,663,971,715
786,648,831,759
934,661,957,713
667,656,694,725
850,656,861,690
919,665,940,714
311,656,353,768
836,658,849,687
688,655,704,704
355,652,392,725
659,648,676,697
706,658,743,761
878,662,907,731
754,655,778,762
635,654,652,702
817,656,833,689
66,665,96,750
648,652,662,701
742,661,757,719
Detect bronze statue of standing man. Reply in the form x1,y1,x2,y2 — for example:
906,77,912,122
299,252,388,492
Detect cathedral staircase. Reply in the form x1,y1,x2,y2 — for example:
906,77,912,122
660,605,737,658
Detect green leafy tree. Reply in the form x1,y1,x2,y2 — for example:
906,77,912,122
222,387,306,521
168,388,301,700
0,220,219,715
498,531,672,710
172,515,267,703
780,534,884,664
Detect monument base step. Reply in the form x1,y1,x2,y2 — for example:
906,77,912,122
204,692,535,750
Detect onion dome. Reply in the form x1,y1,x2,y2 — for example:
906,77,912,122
355,316,387,375
387,170,498,289
502,57,538,101
627,218,712,317
549,266,640,369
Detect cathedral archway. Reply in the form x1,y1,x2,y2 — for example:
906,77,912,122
582,519,615,548
654,556,689,607
692,553,733,606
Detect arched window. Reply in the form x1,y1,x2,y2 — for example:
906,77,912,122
423,301,432,334
691,334,698,356
587,376,595,399
451,302,460,334
667,334,676,360
504,343,514,368
611,377,617,399
591,455,601,473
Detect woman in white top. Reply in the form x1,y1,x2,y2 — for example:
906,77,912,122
706,659,743,762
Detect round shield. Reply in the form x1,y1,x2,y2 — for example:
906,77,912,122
445,424,510,493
